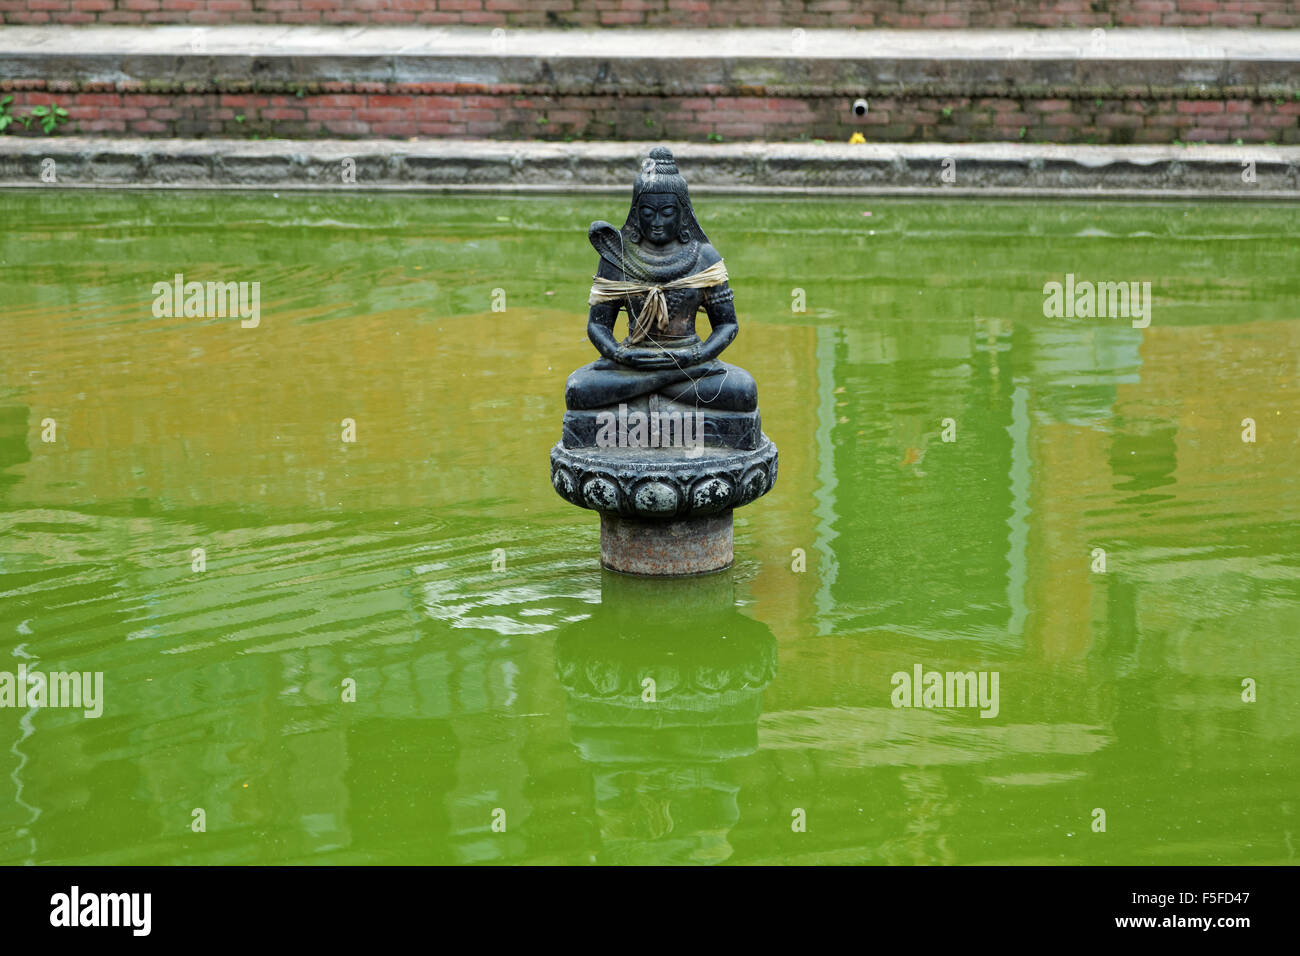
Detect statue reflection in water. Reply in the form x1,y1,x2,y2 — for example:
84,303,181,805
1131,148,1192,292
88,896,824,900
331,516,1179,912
554,569,777,865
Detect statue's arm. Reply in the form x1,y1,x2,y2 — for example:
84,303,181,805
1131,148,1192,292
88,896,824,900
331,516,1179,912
587,300,623,361
698,283,739,362
586,257,628,362
694,244,737,362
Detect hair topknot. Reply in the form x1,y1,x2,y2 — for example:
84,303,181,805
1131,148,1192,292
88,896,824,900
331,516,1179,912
645,146,678,175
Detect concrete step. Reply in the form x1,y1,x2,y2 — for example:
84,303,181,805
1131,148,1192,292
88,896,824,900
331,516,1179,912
4,26,1297,90
2,137,1297,198
2,27,1297,142
2,1,1297,30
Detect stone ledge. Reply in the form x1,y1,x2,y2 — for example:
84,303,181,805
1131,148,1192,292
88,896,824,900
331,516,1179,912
3,26,1298,96
5,26,1296,59
3,1,1300,32
4,26,1297,143
1,138,1298,197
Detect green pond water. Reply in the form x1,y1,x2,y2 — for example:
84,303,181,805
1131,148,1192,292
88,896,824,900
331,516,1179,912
0,191,1297,865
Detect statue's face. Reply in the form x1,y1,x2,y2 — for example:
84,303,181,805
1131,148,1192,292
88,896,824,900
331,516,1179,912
637,193,681,245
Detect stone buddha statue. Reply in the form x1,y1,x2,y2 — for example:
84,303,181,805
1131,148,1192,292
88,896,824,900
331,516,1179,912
563,146,762,450
550,146,777,575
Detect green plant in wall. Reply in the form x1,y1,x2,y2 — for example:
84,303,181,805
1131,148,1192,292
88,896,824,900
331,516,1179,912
0,97,69,135
0,95,35,133
29,103,69,134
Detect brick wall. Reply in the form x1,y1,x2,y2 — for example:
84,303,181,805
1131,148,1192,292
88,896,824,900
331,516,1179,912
5,84,1298,143
2,0,1299,28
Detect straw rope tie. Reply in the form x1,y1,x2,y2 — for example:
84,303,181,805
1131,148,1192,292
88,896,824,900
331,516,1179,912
588,260,728,345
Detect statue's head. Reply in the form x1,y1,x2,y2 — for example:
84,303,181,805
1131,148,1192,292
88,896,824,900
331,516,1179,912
624,147,708,247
